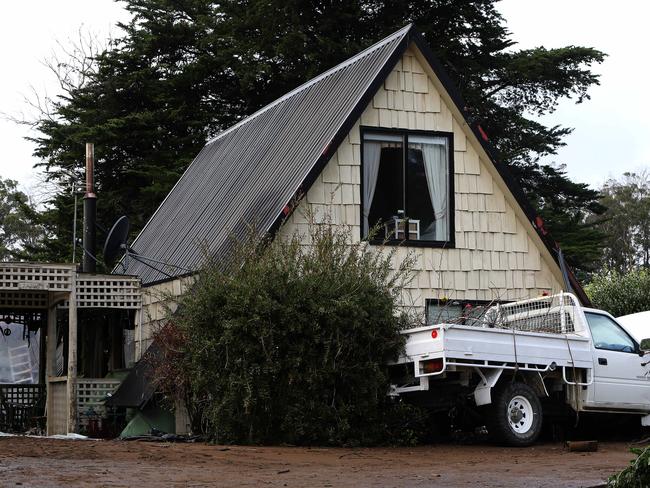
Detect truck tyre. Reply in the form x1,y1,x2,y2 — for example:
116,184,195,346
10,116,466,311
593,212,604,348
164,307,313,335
487,382,543,446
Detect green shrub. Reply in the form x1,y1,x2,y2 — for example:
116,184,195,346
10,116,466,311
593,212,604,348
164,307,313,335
608,447,650,488
586,269,650,317
166,222,423,445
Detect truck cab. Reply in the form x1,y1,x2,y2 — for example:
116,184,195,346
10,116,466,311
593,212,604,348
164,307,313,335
580,308,650,411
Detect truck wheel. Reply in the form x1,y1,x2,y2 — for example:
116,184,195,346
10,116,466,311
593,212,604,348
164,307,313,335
487,382,543,446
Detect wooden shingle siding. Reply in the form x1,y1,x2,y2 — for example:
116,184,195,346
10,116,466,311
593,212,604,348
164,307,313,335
278,48,564,314
134,276,194,360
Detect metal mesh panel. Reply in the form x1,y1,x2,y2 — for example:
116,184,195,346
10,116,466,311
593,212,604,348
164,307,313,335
443,293,584,335
479,294,583,334
486,294,581,334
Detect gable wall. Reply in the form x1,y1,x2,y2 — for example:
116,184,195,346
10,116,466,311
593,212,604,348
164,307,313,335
278,46,564,312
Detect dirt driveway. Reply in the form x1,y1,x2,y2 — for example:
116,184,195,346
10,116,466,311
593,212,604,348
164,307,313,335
0,436,637,487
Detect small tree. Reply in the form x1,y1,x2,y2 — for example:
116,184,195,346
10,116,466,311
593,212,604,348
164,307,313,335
0,177,44,261
586,269,650,317
156,221,426,445
597,172,650,273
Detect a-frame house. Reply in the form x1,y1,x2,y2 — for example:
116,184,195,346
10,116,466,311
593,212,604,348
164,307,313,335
121,25,588,358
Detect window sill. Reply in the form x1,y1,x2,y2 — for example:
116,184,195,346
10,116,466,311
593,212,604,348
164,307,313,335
366,238,454,249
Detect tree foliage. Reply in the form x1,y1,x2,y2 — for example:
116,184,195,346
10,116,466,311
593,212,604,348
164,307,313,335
157,222,426,445
0,178,44,261
586,269,650,317
595,172,650,274
30,0,606,271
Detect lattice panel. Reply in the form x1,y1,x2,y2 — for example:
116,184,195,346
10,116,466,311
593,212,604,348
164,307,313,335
0,264,74,292
0,291,48,309
60,274,142,309
77,378,121,428
0,384,44,405
0,384,45,433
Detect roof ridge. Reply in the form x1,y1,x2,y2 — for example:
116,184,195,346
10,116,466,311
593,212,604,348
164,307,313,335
207,24,412,144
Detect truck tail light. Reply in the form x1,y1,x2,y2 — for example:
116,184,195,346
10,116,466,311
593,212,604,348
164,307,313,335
431,329,439,339
420,358,444,375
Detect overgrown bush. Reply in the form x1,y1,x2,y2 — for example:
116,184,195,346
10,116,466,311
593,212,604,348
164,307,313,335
159,221,426,445
586,269,650,317
608,447,650,488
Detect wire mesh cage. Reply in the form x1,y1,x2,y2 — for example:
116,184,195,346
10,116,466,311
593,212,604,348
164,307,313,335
482,293,583,334
435,293,584,335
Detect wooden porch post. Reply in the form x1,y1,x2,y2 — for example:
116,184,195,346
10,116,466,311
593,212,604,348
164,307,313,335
45,298,57,436
66,276,78,433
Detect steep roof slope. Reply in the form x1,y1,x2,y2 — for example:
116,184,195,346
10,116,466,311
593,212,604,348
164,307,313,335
121,25,587,304
122,25,411,284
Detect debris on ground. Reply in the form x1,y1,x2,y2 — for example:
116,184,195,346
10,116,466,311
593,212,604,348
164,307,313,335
566,440,599,452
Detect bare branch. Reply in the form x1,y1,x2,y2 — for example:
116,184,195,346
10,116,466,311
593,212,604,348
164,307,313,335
3,25,111,130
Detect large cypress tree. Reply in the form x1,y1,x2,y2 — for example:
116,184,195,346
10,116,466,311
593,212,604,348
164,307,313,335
30,0,606,272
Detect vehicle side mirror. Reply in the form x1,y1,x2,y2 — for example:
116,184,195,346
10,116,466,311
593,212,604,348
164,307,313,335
640,338,650,355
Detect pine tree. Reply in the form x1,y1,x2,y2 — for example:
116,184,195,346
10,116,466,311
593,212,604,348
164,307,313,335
30,0,607,271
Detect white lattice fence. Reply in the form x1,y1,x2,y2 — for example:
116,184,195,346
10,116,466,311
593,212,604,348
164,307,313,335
0,264,74,292
0,264,141,310
60,274,141,309
0,291,48,309
77,378,121,427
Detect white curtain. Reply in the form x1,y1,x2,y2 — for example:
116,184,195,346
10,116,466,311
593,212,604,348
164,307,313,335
363,142,381,235
420,140,448,241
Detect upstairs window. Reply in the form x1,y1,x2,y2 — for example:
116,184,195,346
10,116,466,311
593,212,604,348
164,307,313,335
362,129,453,245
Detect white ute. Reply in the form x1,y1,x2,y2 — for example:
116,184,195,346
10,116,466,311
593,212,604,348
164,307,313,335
390,293,650,446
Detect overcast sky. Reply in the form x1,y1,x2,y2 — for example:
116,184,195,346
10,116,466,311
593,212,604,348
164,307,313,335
0,1,648,197
0,0,130,198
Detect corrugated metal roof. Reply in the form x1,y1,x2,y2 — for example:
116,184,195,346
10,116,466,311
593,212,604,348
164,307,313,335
120,24,589,304
122,25,411,284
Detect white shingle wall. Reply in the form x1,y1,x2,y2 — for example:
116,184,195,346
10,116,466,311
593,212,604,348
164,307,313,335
278,47,562,313
135,275,194,360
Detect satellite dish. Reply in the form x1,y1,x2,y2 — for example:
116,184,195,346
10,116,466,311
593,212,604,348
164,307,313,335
103,216,130,266
102,215,192,277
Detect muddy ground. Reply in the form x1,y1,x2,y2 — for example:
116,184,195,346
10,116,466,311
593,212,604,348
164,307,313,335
0,436,639,487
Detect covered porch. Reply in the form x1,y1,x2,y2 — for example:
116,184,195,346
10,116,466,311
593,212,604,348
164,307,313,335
0,262,140,435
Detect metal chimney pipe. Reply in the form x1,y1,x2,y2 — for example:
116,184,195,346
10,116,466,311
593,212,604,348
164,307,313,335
82,143,97,273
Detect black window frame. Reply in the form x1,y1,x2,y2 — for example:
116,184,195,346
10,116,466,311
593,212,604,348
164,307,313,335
425,298,496,326
360,126,455,248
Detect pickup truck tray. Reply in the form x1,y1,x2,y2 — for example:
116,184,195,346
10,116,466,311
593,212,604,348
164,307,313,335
400,324,593,374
